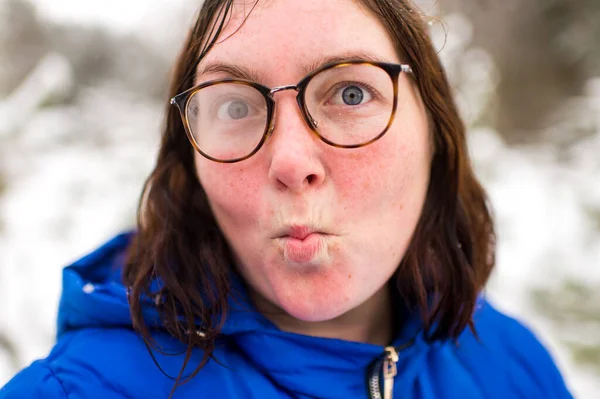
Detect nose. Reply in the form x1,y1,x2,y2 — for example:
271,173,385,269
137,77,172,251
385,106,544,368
267,93,325,193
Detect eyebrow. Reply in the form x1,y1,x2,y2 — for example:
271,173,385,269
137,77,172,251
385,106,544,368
303,51,391,76
196,50,392,83
197,63,262,82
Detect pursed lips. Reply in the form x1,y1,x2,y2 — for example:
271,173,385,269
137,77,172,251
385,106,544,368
273,225,327,240
272,225,331,264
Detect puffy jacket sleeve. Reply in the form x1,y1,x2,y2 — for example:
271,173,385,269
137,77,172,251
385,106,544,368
469,299,574,398
0,360,67,399
505,317,573,398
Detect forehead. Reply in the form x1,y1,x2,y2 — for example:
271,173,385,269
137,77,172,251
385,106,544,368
198,0,400,82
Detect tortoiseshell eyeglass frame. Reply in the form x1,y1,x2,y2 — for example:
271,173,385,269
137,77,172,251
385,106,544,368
170,60,414,163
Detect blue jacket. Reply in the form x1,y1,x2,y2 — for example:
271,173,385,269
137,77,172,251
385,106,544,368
1,233,573,398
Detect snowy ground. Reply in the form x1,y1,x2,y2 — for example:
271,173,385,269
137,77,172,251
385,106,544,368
1,1,599,397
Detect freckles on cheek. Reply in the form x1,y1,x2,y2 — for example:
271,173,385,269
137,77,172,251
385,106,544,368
197,163,263,219
334,141,407,206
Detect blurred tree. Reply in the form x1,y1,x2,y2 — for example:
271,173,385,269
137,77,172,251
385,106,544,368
0,332,18,371
0,0,171,102
441,0,600,144
48,25,171,99
0,0,47,97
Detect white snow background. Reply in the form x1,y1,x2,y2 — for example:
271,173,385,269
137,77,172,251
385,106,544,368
0,1,598,397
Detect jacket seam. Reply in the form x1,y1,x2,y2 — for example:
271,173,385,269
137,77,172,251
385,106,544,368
43,362,70,399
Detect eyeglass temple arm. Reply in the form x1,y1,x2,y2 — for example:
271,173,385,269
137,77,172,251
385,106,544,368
401,64,413,74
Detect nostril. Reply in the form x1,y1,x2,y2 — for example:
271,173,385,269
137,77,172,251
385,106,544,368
306,174,316,185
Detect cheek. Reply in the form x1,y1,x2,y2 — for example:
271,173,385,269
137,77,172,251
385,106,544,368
333,132,424,211
195,155,264,224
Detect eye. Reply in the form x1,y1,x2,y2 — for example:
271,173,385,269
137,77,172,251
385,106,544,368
217,99,251,120
331,84,373,106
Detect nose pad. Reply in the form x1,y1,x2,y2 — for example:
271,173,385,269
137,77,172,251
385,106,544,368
266,110,317,144
295,95,319,131
266,90,321,143
266,113,276,137
304,111,318,130
266,102,315,139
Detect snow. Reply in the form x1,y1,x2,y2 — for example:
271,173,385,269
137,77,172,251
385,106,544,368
0,53,73,139
30,0,190,34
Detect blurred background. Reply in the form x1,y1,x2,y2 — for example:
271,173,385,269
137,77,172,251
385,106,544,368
0,0,598,396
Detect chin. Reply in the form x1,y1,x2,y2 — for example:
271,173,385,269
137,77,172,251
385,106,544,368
273,285,360,322
284,306,349,323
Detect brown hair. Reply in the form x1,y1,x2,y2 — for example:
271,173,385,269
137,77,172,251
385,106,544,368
124,0,495,394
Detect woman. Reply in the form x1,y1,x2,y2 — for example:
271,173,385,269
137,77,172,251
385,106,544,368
0,0,573,398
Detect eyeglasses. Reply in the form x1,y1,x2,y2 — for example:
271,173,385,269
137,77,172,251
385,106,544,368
170,60,413,163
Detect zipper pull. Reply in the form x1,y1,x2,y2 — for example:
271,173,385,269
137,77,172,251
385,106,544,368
382,346,399,399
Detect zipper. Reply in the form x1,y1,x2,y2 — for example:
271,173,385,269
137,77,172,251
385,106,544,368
367,346,398,399
367,339,415,399
382,347,399,399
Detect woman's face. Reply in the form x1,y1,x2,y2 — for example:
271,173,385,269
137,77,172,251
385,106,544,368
195,0,432,322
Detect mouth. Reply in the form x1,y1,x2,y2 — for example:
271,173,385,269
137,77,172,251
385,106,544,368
273,225,328,240
273,225,330,264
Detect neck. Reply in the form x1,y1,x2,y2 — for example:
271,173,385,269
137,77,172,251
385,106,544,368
250,285,394,346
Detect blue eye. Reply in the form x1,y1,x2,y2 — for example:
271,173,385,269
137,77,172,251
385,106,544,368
342,86,364,105
331,84,373,106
